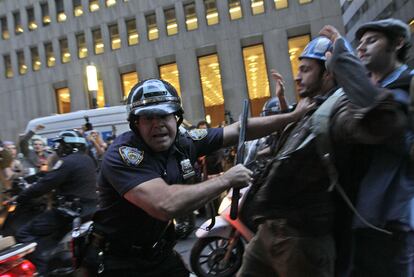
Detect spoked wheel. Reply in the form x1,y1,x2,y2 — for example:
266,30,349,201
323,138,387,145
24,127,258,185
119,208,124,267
190,236,244,277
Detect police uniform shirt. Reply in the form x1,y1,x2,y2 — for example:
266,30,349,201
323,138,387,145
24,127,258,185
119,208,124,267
94,128,222,243
16,152,98,206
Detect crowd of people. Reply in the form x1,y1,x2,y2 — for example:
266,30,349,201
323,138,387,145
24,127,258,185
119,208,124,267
0,18,413,277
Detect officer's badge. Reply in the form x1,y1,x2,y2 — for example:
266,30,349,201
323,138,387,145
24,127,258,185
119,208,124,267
119,146,144,167
188,129,208,141
52,160,64,170
180,159,195,180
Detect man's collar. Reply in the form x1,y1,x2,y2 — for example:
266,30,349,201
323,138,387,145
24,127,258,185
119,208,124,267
378,64,408,88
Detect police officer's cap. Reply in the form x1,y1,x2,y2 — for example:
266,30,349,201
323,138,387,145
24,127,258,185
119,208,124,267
127,79,183,120
355,18,411,46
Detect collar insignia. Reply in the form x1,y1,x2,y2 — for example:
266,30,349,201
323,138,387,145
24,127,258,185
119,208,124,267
188,129,208,141
119,146,144,167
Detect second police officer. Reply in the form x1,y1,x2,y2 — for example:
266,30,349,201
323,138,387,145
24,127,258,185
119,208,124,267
89,78,313,276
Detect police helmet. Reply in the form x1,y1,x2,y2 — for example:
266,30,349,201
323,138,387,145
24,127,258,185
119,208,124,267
126,79,183,120
261,97,281,116
299,36,333,61
53,130,87,156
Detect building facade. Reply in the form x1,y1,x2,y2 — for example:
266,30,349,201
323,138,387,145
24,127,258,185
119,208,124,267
0,0,344,141
341,0,414,66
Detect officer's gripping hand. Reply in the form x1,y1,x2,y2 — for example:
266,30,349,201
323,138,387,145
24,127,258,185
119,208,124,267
219,164,253,189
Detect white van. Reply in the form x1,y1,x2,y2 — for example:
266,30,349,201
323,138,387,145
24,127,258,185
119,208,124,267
24,105,193,146
24,105,129,145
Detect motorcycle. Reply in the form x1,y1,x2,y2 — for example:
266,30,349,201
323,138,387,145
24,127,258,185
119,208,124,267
0,236,37,276
190,160,267,277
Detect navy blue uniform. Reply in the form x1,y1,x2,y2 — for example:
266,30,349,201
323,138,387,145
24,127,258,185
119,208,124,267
92,128,222,276
15,152,98,274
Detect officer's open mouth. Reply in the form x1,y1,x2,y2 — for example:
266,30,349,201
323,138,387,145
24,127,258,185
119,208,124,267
153,133,168,138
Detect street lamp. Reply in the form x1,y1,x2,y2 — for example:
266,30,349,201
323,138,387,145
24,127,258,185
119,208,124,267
86,63,98,109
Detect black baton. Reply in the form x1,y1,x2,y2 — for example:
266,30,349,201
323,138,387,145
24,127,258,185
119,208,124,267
230,99,249,220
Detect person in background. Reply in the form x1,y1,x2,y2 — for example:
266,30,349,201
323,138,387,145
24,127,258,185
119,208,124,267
19,124,49,173
2,141,24,183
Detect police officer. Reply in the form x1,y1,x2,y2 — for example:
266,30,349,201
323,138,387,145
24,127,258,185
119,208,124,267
90,78,312,276
14,130,98,275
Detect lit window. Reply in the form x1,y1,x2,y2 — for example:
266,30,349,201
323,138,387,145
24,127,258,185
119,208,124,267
288,34,310,91
160,63,181,96
56,87,71,113
60,38,71,63
41,3,51,26
204,0,219,26
146,14,159,41
3,55,13,78
243,45,270,116
126,18,139,45
56,0,67,22
97,80,106,108
89,0,100,12
31,47,41,71
228,0,243,20
120,71,139,99
45,42,56,67
73,0,83,16
109,24,121,50
13,12,23,35
198,54,225,127
106,0,117,7
251,0,265,15
93,28,104,54
184,3,198,31
299,0,312,4
27,7,37,31
17,51,27,75
1,17,9,40
165,8,178,36
274,0,288,9
76,33,88,59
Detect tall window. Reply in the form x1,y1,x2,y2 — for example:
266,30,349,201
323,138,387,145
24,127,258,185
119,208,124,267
73,0,83,17
165,8,178,36
184,3,198,31
106,0,117,7
93,28,104,54
76,33,88,59
1,17,9,40
109,23,121,50
126,18,139,45
160,63,181,96
3,55,13,78
274,0,288,9
56,0,67,22
243,44,270,116
228,0,243,20
27,7,37,31
41,3,51,26
146,14,159,41
299,0,312,3
56,87,71,113
204,0,219,26
45,42,55,67
13,12,23,35
251,0,265,15
31,47,41,71
120,71,139,99
60,38,71,63
89,0,100,12
97,80,106,108
288,35,310,83
17,51,27,75
198,54,224,127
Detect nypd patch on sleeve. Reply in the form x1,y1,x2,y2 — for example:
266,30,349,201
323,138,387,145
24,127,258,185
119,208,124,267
119,146,144,167
188,129,208,141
